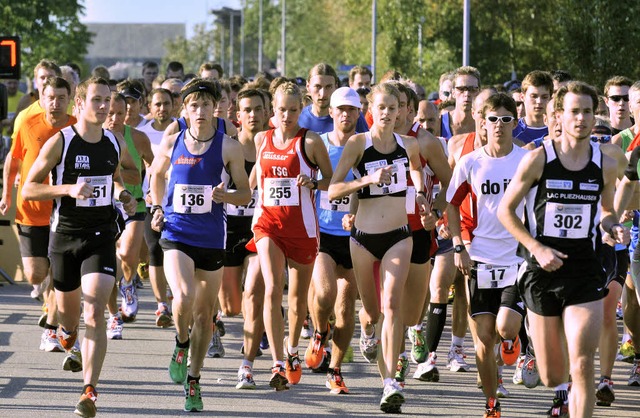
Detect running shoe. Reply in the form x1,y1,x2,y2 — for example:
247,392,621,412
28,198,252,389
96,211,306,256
40,328,64,352
63,342,83,373
301,315,313,339
500,336,520,366
617,339,636,363
522,354,541,389
259,332,269,350
31,283,44,302
496,375,509,398
134,273,144,289
628,360,640,386
38,311,47,328
206,329,225,358
512,355,525,385
169,344,189,384
269,365,289,391
312,349,331,373
395,355,410,387
119,278,138,322
547,398,569,417
408,326,427,364
106,316,123,340
137,262,149,279
380,380,405,413
305,326,328,369
595,377,615,406
484,397,501,418
326,367,349,394
284,338,302,384
413,351,439,382
359,327,379,363
236,365,257,390
215,311,226,337
184,379,203,412
447,345,471,372
155,304,172,328
74,385,97,418
58,326,78,351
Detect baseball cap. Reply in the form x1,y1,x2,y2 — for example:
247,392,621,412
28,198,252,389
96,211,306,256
330,87,362,109
119,86,143,100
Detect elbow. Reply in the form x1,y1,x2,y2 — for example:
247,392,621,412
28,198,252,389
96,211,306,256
328,184,340,201
21,184,33,201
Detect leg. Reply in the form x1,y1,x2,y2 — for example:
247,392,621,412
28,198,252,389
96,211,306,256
218,265,243,316
309,253,338,338
599,281,623,378
286,258,315,348
189,268,223,378
117,220,144,284
471,314,498,399
241,255,265,361
527,310,569,387
163,250,197,344
330,265,357,368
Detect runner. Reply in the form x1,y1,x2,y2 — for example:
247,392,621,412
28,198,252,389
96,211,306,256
512,71,553,144
148,78,250,412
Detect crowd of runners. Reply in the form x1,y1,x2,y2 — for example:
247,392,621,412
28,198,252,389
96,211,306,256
1,58,640,418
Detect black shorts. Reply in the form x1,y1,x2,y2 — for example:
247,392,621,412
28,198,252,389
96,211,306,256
225,227,253,267
49,231,117,292
17,224,50,258
319,232,352,269
160,239,225,271
125,211,146,225
434,237,453,256
518,261,606,317
600,243,628,287
350,224,411,260
468,262,524,317
144,210,164,267
410,228,432,265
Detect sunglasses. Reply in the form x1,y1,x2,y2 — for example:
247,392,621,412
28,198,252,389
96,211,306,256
590,135,611,143
455,85,480,93
441,90,451,97
608,95,629,102
486,115,515,123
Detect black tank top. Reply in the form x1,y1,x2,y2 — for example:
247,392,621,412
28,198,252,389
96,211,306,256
525,139,604,275
51,126,121,235
353,132,409,199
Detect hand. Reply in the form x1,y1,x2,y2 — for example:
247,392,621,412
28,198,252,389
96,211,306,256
212,182,226,204
151,209,165,232
145,193,153,205
438,224,451,239
420,211,437,231
123,198,136,216
297,174,316,189
621,210,635,223
454,249,472,276
532,244,568,272
611,224,630,246
69,182,94,200
342,214,355,231
369,165,393,185
0,195,11,215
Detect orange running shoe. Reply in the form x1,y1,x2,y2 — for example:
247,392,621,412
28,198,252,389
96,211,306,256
284,338,302,384
500,336,520,366
305,325,328,369
74,385,98,417
269,365,289,391
58,327,78,352
326,367,349,394
484,397,501,417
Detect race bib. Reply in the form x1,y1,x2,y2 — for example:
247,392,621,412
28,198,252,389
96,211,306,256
319,190,350,212
368,162,408,196
476,263,518,289
264,178,299,207
405,186,416,214
543,202,590,239
227,189,258,216
76,175,112,207
173,184,213,214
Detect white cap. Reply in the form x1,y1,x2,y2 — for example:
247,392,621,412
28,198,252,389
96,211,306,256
330,87,362,109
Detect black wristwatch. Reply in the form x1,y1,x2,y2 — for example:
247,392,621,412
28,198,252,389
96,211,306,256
310,178,318,190
454,244,466,253
432,208,443,219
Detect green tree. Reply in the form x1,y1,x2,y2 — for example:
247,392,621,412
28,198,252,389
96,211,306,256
0,0,92,78
163,24,217,74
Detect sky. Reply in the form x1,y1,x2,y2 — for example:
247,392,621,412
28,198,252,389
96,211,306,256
80,0,242,38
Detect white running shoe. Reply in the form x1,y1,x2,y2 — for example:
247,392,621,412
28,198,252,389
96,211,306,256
447,345,471,372
39,328,63,352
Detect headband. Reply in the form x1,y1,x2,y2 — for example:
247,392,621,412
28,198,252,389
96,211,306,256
181,83,221,103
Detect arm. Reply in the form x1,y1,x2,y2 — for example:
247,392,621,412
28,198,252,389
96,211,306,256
0,150,20,214
22,132,94,201
148,132,178,231
302,132,333,191
133,128,154,169
601,154,630,245
422,131,452,211
497,149,567,271
114,135,137,215
218,136,251,206
328,134,380,200
115,132,141,186
403,135,429,213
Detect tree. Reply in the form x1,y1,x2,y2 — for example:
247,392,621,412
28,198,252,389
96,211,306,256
0,0,92,79
163,24,217,75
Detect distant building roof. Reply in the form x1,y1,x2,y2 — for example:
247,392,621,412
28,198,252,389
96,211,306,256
86,23,185,60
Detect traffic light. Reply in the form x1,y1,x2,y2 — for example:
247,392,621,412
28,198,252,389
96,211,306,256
0,36,20,79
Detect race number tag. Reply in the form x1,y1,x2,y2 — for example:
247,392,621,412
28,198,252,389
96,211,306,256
76,175,112,207
173,184,213,214
319,190,350,212
405,186,416,214
543,202,589,239
264,178,299,207
227,189,258,216
476,263,518,289
368,162,408,196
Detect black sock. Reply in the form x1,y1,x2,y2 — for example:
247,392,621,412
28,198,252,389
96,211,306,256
518,317,529,355
44,323,57,330
425,303,447,352
176,336,190,348
187,374,200,383
635,352,640,361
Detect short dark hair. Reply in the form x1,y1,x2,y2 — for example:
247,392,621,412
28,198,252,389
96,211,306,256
481,92,517,118
554,81,599,113
237,88,265,108
199,62,224,79
34,59,61,78
348,65,373,85
604,75,633,97
181,78,221,104
166,61,185,76
551,70,572,83
76,77,110,101
522,70,553,95
43,76,71,96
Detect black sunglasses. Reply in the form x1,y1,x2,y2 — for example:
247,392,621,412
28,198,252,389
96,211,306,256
590,135,611,143
608,95,629,102
455,85,479,93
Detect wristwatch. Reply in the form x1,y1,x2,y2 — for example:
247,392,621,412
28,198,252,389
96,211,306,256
454,244,466,253
432,208,443,219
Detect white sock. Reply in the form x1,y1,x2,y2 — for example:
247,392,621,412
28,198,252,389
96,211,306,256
452,335,464,347
241,359,253,369
383,377,394,386
622,333,631,343
288,345,298,355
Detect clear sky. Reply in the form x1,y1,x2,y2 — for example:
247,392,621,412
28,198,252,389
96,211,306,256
80,0,241,38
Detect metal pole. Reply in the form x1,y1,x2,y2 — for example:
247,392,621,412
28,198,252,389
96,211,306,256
258,0,263,73
463,0,470,66
371,0,377,83
240,8,245,76
281,0,286,76
229,12,235,76
418,17,424,71
220,23,224,71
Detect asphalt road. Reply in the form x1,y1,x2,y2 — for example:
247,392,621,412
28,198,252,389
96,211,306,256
1,281,638,417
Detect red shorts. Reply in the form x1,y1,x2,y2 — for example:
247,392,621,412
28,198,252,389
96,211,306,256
246,228,318,265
